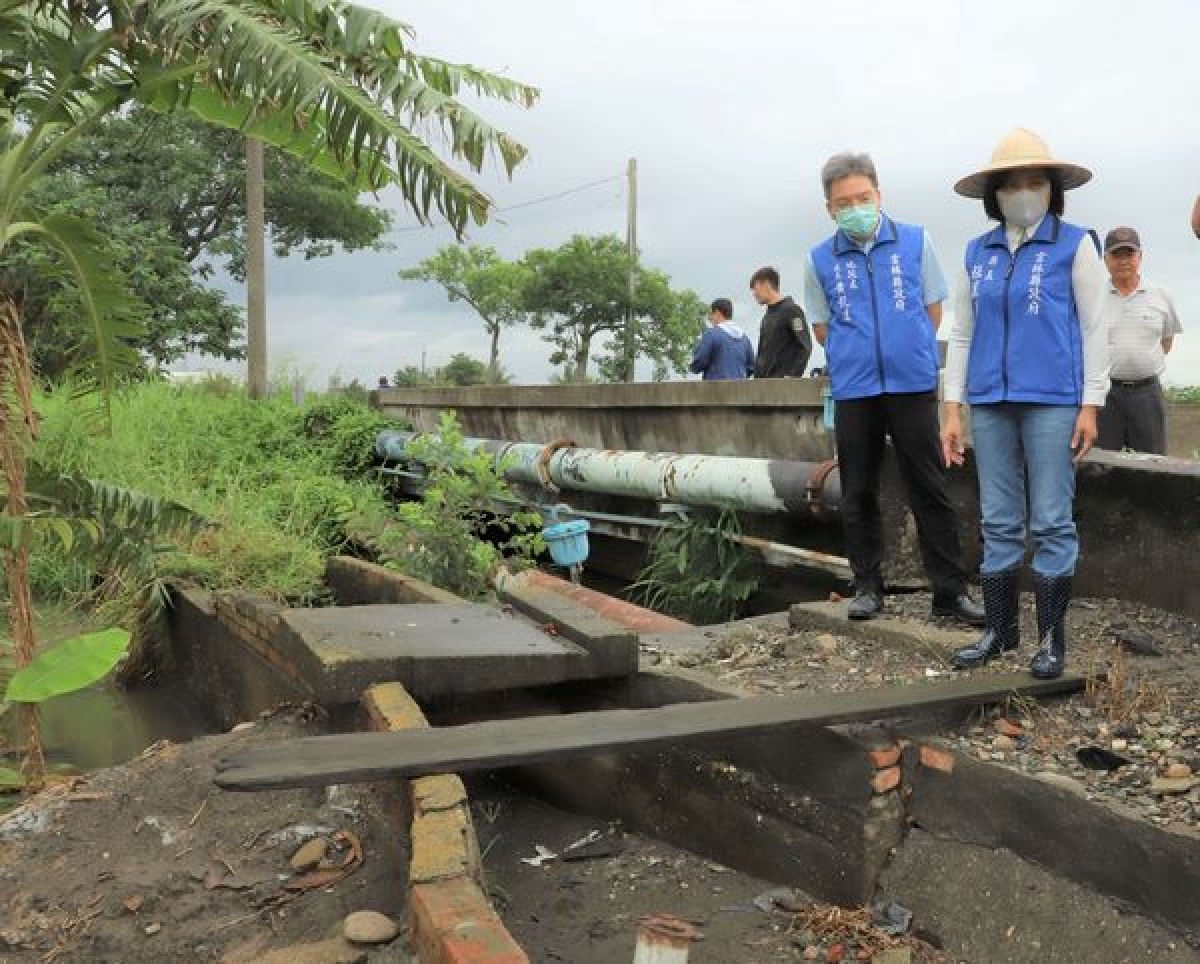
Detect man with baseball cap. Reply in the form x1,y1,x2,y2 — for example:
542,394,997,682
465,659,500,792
1097,226,1183,455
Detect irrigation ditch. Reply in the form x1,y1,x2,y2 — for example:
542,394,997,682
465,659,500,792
1,554,1196,963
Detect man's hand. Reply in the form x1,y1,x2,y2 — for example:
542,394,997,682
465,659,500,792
941,404,966,467
1072,405,1099,463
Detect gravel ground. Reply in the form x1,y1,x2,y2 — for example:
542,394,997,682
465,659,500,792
476,792,949,963
659,591,1200,834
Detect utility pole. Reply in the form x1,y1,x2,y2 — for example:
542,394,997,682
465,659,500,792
623,157,638,382
245,137,267,399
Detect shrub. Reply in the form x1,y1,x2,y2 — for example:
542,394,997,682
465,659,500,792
370,412,543,599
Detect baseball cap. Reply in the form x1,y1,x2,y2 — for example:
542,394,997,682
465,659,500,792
1104,226,1141,254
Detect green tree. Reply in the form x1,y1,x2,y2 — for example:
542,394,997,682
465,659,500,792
522,235,705,382
439,352,491,387
400,245,531,383
392,353,508,388
2,105,399,377
1,180,244,377
0,0,537,785
393,365,434,388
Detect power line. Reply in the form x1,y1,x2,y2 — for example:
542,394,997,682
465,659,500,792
392,173,624,232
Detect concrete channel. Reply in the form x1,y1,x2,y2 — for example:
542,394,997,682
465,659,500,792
157,556,1200,962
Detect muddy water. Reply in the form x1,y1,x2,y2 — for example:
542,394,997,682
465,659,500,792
3,607,215,773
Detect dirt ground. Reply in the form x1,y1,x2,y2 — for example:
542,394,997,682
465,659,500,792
475,789,948,964
0,711,413,964
661,591,1200,833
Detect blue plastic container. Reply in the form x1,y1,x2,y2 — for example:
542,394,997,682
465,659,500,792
542,518,591,568
822,387,836,432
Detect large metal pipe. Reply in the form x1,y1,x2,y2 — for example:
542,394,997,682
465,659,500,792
376,430,840,516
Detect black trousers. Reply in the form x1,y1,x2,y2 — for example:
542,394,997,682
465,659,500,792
834,391,967,598
1097,378,1167,455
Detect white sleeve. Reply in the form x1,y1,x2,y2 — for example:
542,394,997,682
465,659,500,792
1072,237,1111,407
943,264,974,404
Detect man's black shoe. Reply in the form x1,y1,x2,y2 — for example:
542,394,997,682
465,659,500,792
847,590,884,621
932,593,986,628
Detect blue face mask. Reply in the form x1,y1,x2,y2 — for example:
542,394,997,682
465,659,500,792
835,202,880,240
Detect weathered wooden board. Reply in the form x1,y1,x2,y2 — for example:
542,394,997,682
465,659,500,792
213,671,1085,791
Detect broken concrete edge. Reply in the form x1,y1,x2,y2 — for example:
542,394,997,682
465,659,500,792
906,738,1200,944
361,682,529,964
788,599,973,664
512,569,694,635
326,556,462,607
493,574,638,677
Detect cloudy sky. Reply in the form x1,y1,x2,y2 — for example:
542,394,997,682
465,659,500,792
202,0,1200,387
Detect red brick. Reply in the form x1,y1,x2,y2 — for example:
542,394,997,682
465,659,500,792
994,718,1023,738
871,766,902,794
919,745,957,773
411,879,528,964
866,745,902,769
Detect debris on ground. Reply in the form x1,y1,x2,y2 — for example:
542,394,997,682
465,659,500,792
676,593,1200,833
0,711,411,963
477,793,951,963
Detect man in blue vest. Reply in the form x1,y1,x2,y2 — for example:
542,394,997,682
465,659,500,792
803,152,983,625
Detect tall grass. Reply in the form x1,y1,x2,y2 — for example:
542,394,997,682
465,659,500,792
27,380,395,605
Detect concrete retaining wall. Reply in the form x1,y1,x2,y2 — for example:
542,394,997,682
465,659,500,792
375,379,834,461
1168,402,1200,458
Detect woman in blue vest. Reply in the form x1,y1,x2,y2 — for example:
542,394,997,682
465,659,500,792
941,129,1110,680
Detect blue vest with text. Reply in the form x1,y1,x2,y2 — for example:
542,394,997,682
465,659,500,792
810,216,939,401
964,215,1085,406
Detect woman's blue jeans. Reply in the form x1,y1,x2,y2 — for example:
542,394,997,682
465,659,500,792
970,403,1079,578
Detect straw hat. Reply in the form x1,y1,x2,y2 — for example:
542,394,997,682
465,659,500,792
954,128,1092,198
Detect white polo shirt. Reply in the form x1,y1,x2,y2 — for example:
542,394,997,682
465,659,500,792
1103,281,1183,381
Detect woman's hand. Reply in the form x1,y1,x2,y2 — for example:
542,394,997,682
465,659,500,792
1072,405,1099,463
941,404,966,467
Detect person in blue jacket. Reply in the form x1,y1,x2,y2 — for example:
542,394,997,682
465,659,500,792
941,129,1110,680
805,152,984,627
690,298,755,381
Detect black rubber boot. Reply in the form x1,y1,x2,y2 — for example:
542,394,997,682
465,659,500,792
1030,573,1070,680
952,568,1020,669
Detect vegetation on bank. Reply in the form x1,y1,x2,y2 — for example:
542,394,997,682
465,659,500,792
16,380,544,625
27,380,394,607
1166,386,1200,404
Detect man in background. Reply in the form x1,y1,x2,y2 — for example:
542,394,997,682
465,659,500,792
690,298,755,380
751,266,811,378
1097,227,1183,455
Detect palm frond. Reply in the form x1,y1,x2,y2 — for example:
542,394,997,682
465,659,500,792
134,0,537,232
5,213,144,415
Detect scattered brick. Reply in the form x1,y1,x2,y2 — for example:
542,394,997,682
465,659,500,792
866,745,902,769
871,766,902,794
918,745,956,773
994,718,1023,738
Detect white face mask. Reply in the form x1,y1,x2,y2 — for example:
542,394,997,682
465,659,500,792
997,186,1051,229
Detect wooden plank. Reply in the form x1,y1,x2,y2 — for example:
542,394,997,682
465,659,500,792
213,671,1085,791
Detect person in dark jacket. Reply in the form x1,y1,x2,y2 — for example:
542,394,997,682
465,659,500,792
690,299,755,381
942,129,1109,681
751,267,811,378
806,151,983,628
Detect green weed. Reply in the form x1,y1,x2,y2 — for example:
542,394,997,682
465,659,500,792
632,508,759,624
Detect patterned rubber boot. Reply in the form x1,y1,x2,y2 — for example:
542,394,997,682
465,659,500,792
952,567,1020,670
1030,573,1071,680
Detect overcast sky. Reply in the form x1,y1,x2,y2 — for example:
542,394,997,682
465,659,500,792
200,0,1200,387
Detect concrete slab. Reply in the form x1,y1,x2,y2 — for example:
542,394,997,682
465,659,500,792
789,599,975,662
494,581,639,677
277,603,603,703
